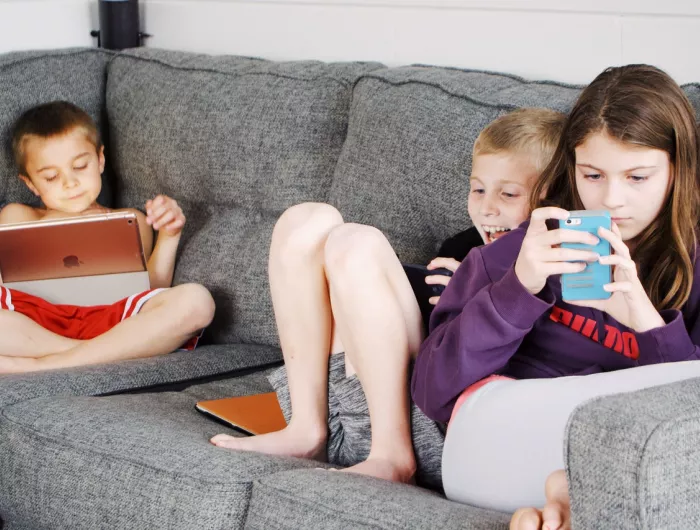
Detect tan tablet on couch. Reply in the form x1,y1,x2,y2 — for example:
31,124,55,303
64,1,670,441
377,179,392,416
196,392,287,436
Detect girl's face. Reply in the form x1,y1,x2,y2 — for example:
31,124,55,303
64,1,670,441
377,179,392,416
574,131,672,244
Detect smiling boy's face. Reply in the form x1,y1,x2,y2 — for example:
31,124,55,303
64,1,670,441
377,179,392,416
467,152,539,244
20,128,104,214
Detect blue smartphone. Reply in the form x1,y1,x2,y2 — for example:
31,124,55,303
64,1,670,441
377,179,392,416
559,210,612,301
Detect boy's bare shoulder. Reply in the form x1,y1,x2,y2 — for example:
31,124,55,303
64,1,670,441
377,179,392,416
0,203,43,225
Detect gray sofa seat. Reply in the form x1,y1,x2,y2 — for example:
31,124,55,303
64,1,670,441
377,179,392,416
245,469,510,529
0,343,282,410
0,370,511,530
0,371,325,529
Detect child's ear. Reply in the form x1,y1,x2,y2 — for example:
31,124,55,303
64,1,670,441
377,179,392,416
19,175,40,196
98,146,105,174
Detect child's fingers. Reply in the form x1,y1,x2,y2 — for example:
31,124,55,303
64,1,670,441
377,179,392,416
164,219,184,233
153,211,175,230
428,257,460,271
598,226,630,259
603,281,634,293
425,274,451,286
428,296,440,305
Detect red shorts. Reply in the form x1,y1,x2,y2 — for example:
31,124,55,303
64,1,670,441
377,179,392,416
0,286,201,351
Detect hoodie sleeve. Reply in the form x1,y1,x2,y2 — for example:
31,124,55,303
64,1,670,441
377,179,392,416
635,309,700,364
411,247,556,423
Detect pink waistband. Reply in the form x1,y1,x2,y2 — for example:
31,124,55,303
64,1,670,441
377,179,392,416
448,374,514,425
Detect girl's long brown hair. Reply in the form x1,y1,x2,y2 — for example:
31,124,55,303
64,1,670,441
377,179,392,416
531,65,700,310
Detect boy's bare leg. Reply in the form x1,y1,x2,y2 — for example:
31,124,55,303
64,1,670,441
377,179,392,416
211,203,344,459
0,283,214,373
509,470,571,530
324,223,424,483
0,310,82,358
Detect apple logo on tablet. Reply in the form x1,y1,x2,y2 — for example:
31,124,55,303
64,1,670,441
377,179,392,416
63,255,82,268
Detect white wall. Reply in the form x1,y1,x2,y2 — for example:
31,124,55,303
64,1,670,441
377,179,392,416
0,0,94,52
2,0,700,85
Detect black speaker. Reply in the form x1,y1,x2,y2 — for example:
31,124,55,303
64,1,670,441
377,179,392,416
92,0,144,50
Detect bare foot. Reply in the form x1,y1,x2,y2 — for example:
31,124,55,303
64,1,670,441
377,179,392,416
340,454,416,484
210,423,327,461
509,469,571,530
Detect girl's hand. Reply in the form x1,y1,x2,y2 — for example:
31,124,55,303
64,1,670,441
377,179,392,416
426,257,461,305
570,223,665,332
515,207,600,295
145,195,185,237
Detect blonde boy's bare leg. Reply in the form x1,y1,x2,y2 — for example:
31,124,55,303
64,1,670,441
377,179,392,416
211,203,344,459
0,310,82,358
324,224,424,483
0,283,214,373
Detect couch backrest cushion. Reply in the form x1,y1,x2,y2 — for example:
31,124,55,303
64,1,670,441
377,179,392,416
0,48,114,209
329,67,700,265
106,48,382,346
328,67,582,265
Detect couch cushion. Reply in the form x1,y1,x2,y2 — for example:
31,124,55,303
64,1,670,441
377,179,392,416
0,342,282,410
0,370,322,530
0,48,115,209
328,67,700,265
105,48,383,346
246,468,510,529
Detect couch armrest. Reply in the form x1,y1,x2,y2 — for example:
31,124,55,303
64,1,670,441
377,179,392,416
566,376,700,529
0,343,281,408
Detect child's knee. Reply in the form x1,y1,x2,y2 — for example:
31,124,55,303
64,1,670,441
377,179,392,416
172,283,215,329
324,223,388,274
273,203,343,255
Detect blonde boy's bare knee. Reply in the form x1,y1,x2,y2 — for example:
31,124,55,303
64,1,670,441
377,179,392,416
324,223,390,274
272,203,344,256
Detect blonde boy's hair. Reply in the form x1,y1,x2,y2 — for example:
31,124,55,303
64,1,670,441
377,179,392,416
473,108,566,173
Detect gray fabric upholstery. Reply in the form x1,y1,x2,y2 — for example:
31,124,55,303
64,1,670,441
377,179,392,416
4,48,700,529
328,66,581,265
566,376,700,530
0,343,281,409
246,468,510,529
329,67,700,265
0,48,115,208
106,48,383,347
0,371,327,530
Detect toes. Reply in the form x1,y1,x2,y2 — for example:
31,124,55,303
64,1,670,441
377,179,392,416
210,434,237,446
542,502,569,530
510,508,542,530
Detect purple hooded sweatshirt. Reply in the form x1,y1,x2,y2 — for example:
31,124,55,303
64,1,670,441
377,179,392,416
411,223,700,423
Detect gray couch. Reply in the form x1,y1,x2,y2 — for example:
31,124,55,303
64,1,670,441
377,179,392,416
1,47,700,529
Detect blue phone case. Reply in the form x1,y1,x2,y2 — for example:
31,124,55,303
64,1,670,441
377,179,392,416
559,210,612,301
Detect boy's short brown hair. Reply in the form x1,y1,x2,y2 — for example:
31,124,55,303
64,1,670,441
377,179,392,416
11,101,101,176
473,108,566,173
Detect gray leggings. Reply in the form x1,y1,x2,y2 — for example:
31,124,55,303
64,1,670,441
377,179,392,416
443,361,700,513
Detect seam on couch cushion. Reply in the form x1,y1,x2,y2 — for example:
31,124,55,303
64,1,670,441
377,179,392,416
0,406,264,487
0,48,114,71
110,52,375,89
251,480,388,529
